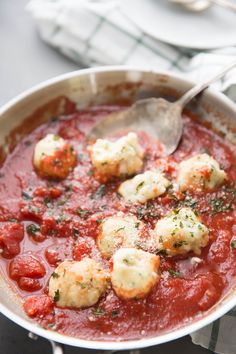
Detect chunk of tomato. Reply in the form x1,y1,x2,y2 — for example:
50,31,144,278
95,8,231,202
33,186,62,199
41,216,73,238
73,242,91,261
45,247,61,266
9,254,46,280
18,277,42,292
0,222,24,259
24,295,54,318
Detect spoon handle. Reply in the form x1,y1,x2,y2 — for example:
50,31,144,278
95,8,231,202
210,0,236,11
177,60,236,107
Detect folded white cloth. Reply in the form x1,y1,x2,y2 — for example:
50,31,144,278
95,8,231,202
27,0,236,95
27,1,236,353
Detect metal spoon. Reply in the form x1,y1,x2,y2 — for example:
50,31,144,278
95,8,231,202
170,0,236,12
170,0,211,11
88,61,236,155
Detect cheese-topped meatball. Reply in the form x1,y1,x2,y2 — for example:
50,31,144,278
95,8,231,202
111,248,160,300
97,214,148,258
154,207,209,256
177,153,226,192
89,132,144,180
33,134,76,179
48,259,109,308
118,170,170,204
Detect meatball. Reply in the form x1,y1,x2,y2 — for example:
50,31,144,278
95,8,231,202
111,248,160,300
48,259,109,308
177,153,226,192
89,132,144,181
154,207,209,256
118,170,170,203
97,214,149,258
33,134,76,179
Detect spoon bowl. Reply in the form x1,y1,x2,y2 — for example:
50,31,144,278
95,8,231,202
170,0,211,11
89,98,183,156
88,61,236,155
170,0,236,12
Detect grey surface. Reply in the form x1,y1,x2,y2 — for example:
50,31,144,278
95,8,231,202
0,314,213,354
0,0,79,106
0,0,212,353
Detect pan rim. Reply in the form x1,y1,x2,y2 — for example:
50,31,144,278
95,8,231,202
1,65,236,350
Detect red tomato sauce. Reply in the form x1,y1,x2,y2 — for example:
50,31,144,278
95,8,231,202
0,104,236,341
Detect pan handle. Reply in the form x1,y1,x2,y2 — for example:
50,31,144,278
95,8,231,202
28,333,64,354
49,340,64,354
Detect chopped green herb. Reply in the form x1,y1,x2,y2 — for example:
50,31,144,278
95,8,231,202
168,269,181,278
73,228,79,237
135,222,140,228
64,184,73,192
167,185,179,206
77,282,86,289
47,323,56,329
201,147,210,154
56,214,69,223
173,240,188,248
24,140,32,146
100,204,107,211
8,218,18,223
96,219,102,225
123,258,130,265
209,198,224,213
183,195,198,209
231,240,236,249
44,197,53,207
92,307,106,317
52,272,60,279
111,309,119,318
136,204,160,220
208,184,236,214
136,181,144,192
76,208,91,219
57,197,69,206
28,206,41,214
90,185,106,199
22,191,32,200
50,229,57,236
116,227,125,232
95,185,106,198
54,289,60,302
116,193,121,200
137,207,145,219
158,249,167,255
27,224,40,235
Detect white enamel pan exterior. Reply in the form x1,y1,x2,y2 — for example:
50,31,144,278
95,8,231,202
0,66,236,352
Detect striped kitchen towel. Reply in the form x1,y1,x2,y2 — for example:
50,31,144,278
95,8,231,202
27,0,236,97
27,1,236,353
